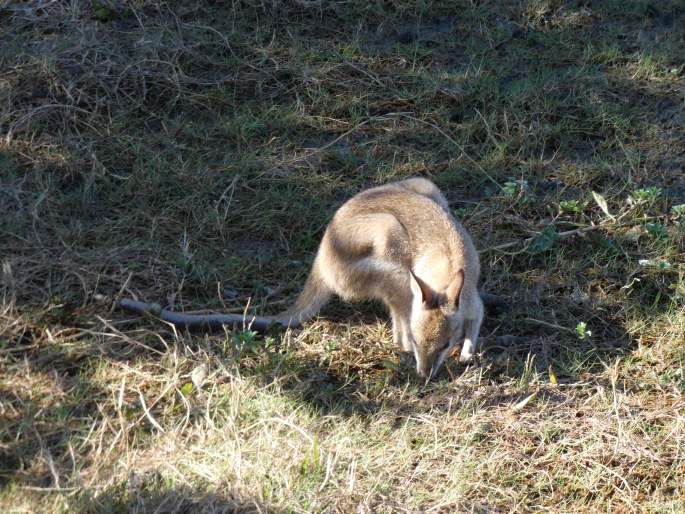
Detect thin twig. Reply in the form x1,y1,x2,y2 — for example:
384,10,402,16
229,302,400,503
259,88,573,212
523,318,575,334
483,214,666,254
482,224,605,253
137,387,165,433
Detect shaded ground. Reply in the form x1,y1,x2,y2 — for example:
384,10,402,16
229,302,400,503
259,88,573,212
1,1,684,512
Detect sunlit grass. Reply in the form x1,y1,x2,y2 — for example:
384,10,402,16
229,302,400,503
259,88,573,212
1,0,684,512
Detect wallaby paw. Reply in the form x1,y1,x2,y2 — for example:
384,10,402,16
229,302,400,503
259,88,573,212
459,350,474,364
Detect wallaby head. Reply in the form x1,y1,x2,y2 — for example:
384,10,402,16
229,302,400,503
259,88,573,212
409,269,465,380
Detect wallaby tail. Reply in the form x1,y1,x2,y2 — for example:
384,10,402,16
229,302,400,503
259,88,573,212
118,260,332,333
118,298,276,332
273,259,332,328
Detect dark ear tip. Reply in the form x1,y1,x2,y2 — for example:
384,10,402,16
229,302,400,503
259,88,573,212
426,296,441,309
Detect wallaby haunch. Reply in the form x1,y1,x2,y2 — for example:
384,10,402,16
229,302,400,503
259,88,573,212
119,177,485,380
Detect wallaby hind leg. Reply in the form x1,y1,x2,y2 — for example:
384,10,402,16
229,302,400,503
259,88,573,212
320,212,410,301
275,259,333,327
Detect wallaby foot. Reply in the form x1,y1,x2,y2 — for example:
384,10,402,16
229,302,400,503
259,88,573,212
459,314,483,363
459,345,474,363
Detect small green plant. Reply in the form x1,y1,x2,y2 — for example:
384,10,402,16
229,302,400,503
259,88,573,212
232,329,260,354
502,178,530,199
91,1,118,22
176,231,194,273
527,226,559,254
299,436,322,478
558,199,586,215
672,203,685,219
644,222,669,240
659,368,685,394
452,207,468,218
575,321,592,340
324,339,339,358
517,353,537,391
631,187,662,206
180,382,193,397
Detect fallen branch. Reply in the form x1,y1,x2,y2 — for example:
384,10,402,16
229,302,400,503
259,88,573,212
481,216,663,254
481,224,604,253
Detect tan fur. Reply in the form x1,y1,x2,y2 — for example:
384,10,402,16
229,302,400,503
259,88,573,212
275,177,484,380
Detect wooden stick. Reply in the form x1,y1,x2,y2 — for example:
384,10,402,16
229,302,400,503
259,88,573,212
481,224,604,253
481,216,663,254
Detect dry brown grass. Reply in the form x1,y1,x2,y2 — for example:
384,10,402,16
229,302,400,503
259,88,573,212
1,0,684,512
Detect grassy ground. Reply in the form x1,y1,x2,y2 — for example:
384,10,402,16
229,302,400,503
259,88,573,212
1,0,684,512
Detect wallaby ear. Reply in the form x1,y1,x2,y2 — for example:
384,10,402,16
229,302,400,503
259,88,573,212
446,269,465,308
410,270,435,307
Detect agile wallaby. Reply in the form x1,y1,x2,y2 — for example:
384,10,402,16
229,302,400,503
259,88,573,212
119,177,484,380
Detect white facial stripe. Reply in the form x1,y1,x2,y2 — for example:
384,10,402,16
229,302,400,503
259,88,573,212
412,340,433,378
